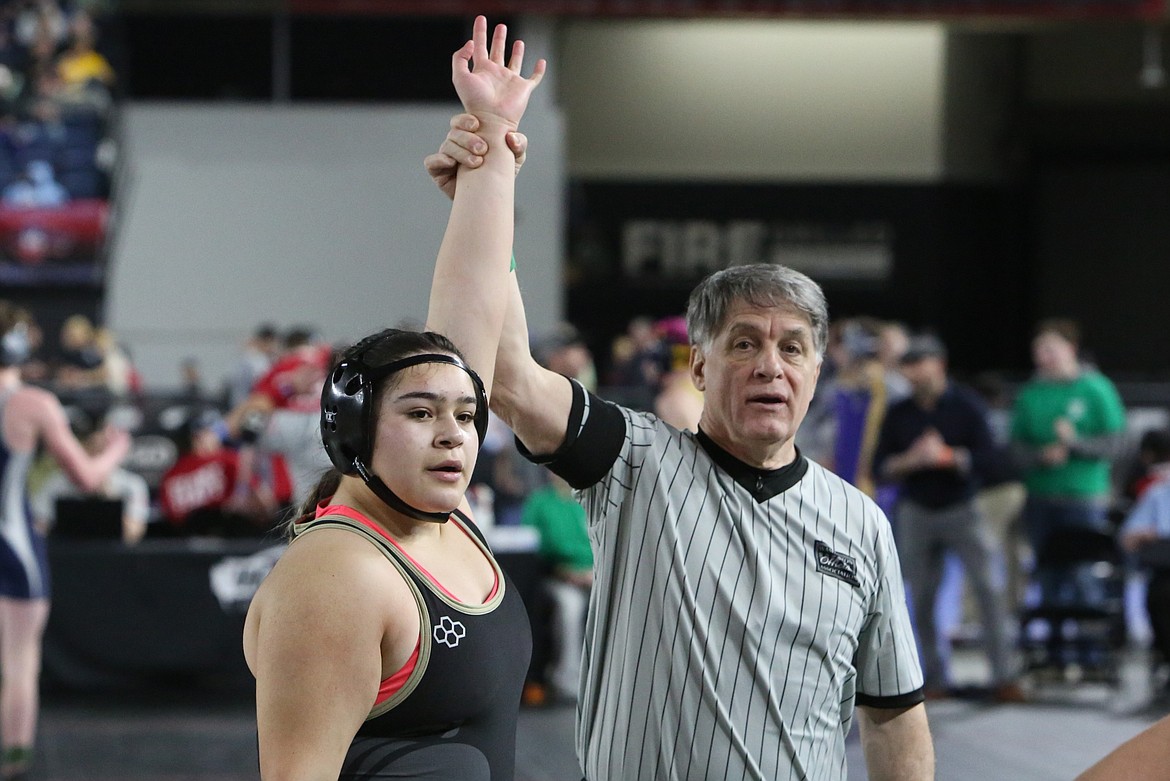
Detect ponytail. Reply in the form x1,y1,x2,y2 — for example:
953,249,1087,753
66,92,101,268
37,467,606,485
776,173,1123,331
283,469,343,539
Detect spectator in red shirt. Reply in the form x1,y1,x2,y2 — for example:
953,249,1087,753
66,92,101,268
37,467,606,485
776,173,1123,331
243,327,331,414
159,410,291,536
225,328,335,506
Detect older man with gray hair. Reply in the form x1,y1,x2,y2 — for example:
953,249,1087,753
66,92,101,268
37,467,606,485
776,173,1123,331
427,118,933,781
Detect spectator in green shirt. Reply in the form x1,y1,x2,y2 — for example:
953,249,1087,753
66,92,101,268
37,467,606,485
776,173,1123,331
521,474,592,701
1010,318,1127,614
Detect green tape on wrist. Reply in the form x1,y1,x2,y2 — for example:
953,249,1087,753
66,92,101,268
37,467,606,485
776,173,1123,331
510,253,516,272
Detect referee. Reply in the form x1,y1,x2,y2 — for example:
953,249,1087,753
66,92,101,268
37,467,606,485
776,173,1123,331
427,120,933,781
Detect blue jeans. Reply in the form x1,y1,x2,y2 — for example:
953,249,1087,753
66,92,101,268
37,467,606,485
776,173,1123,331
1023,495,1109,608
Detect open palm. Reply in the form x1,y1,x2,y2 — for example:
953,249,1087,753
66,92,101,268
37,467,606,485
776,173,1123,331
452,16,546,128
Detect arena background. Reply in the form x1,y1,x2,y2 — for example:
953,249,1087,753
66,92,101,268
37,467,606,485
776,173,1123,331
38,1,1170,390
8,4,1170,780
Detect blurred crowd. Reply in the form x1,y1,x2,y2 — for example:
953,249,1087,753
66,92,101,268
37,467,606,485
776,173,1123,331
0,1,117,207
481,313,1170,707
10,298,1170,709
13,311,333,545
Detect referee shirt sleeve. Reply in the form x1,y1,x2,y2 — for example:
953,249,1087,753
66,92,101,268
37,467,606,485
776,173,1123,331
854,512,926,708
514,379,628,490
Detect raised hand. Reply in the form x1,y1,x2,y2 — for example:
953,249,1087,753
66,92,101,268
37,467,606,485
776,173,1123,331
425,113,528,201
452,16,546,130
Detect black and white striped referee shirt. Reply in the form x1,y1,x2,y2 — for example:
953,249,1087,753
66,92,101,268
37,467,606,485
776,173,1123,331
522,381,924,781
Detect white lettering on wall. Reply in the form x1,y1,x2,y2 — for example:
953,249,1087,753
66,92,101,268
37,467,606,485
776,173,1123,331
621,219,893,280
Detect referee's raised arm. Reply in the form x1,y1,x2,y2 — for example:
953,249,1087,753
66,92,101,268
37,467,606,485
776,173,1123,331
488,271,578,457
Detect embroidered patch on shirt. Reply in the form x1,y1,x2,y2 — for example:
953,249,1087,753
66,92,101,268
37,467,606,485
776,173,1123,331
815,540,860,587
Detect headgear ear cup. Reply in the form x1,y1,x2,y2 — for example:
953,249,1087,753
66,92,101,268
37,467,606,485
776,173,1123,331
320,359,374,475
0,323,30,367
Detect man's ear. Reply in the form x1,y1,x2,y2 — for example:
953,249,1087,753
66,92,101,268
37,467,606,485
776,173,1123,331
689,344,706,392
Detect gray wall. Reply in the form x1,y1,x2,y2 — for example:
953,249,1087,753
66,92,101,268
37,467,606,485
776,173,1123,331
106,102,565,390
107,19,959,390
559,19,950,181
104,20,1170,387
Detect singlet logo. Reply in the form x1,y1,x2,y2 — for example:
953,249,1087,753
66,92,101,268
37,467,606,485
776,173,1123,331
814,540,860,587
433,615,466,648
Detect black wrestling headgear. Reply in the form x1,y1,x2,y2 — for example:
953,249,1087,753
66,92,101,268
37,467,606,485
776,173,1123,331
320,351,489,523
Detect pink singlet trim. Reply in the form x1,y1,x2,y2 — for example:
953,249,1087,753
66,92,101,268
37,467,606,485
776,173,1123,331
313,503,500,704
376,641,420,705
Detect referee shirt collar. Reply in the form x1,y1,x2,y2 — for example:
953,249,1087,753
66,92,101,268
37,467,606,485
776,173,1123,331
696,428,809,503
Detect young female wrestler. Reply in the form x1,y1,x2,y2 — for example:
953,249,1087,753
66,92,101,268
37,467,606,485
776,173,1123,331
0,301,130,780
242,17,544,780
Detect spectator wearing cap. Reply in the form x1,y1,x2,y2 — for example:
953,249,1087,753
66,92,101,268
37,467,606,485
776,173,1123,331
874,333,1023,701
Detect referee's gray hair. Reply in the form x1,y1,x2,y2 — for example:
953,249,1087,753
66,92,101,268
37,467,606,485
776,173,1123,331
686,264,829,356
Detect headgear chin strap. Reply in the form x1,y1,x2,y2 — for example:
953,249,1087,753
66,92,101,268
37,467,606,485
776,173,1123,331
321,351,489,524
